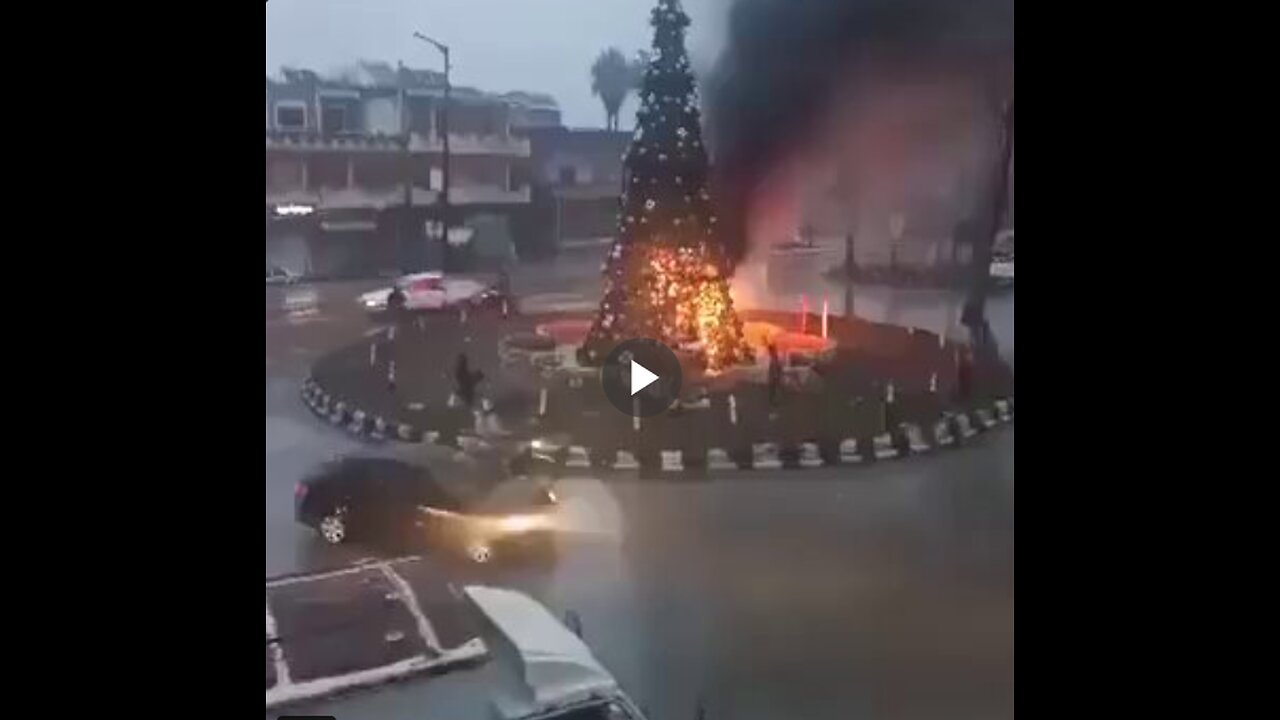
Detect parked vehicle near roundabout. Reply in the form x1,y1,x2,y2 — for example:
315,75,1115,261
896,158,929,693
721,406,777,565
358,271,502,316
266,264,300,284
990,229,1014,288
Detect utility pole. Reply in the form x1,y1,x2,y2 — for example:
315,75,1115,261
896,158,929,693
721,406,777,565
398,60,413,271
414,32,451,269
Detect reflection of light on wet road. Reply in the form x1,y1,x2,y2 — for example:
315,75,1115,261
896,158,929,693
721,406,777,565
550,475,627,540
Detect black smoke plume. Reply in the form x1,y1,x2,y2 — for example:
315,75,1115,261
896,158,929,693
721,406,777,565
706,0,1014,268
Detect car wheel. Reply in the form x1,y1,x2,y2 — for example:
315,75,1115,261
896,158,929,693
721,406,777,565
468,543,493,564
318,508,349,545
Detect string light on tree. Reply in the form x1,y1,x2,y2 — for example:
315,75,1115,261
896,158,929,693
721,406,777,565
579,0,750,372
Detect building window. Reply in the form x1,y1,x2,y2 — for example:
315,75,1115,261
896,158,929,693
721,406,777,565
559,166,578,186
322,105,347,133
275,104,306,129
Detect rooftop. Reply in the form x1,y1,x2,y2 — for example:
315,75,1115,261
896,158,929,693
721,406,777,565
267,61,560,110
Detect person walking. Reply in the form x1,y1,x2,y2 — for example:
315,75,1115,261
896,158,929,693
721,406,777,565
387,283,407,324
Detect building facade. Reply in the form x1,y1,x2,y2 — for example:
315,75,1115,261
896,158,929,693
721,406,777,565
522,127,630,253
266,62,556,277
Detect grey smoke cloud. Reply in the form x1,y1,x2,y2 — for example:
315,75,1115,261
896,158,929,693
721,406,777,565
705,0,1014,266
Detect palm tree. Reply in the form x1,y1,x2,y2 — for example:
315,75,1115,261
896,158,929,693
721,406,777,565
591,47,644,130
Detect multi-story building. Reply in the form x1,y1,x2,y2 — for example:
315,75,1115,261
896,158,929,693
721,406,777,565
266,62,555,277
523,127,630,253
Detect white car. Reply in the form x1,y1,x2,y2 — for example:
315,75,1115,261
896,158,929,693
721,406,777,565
990,256,1014,281
463,585,651,719
266,264,300,285
359,271,493,314
990,230,1014,286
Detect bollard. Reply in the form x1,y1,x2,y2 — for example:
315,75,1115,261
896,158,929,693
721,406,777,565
633,398,641,432
538,387,548,417
822,298,829,339
728,394,738,425
501,297,509,318
929,372,938,394
387,360,397,392
370,342,377,367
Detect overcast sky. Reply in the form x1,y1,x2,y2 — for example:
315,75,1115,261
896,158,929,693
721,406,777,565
266,0,726,129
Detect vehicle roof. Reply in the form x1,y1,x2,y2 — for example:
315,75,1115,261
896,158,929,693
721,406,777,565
304,456,546,514
400,271,445,282
464,585,621,718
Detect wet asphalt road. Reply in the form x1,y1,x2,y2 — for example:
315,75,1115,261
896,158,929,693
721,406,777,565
265,257,1014,720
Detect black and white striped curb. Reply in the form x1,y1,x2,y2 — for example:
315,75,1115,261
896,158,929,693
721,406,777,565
300,378,428,443
539,397,1012,474
303,376,1012,471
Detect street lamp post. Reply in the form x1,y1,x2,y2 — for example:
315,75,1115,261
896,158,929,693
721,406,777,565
413,31,451,268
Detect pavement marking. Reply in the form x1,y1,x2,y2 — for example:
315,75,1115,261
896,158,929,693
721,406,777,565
263,556,495,708
265,556,422,589
377,562,442,653
265,639,488,710
266,599,292,687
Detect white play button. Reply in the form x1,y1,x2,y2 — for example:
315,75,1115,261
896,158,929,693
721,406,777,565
630,360,660,396
601,339,683,417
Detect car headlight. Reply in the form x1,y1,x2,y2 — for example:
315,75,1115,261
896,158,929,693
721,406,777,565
364,299,382,308
495,514,549,534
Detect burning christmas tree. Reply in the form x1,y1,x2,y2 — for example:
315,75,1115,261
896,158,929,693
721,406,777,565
580,0,751,373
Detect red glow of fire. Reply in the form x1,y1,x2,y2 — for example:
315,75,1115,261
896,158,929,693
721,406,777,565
643,245,744,373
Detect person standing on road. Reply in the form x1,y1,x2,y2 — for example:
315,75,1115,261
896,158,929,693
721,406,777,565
454,353,485,409
387,283,407,324
767,343,783,407
497,267,512,318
